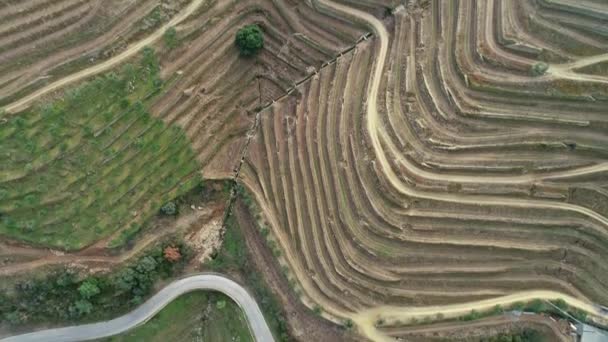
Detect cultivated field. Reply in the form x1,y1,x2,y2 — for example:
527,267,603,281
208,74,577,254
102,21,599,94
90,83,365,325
2,0,608,341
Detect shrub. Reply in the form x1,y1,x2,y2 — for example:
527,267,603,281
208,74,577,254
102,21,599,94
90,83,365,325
313,304,323,316
572,308,587,322
343,318,354,330
526,299,546,313
462,309,482,321
73,299,93,316
551,298,568,310
511,301,526,311
78,279,100,299
163,27,178,49
160,201,177,216
235,24,264,56
531,62,549,76
491,304,503,315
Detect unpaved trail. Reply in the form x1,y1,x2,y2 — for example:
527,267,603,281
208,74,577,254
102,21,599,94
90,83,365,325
313,1,608,340
547,67,608,85
2,0,206,114
546,52,608,84
353,290,604,342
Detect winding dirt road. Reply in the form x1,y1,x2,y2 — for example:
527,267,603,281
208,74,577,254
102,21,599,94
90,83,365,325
2,0,206,114
0,274,274,342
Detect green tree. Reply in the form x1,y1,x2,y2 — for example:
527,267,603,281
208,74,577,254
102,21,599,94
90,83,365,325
135,256,158,274
78,279,100,299
216,299,226,309
235,24,264,56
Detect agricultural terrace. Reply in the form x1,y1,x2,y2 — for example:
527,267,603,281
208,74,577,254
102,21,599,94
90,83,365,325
0,0,192,107
2,0,608,341
239,0,608,339
0,49,199,250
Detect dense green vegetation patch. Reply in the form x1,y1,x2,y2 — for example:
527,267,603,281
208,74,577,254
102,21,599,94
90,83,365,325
102,291,253,342
0,239,192,326
0,48,200,250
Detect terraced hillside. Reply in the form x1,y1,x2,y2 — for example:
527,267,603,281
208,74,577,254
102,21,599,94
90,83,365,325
2,0,608,341
240,0,608,340
0,0,371,250
0,0,193,107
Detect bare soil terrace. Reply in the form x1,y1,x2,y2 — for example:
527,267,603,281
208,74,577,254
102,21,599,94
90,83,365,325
2,0,608,341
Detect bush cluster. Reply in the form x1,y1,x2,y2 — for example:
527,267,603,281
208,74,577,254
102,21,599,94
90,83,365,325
0,240,191,326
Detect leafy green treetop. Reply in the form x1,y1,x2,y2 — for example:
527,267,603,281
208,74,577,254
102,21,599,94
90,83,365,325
78,279,100,299
235,24,264,56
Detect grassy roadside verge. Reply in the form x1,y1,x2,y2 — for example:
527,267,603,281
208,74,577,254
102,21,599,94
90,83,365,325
100,291,253,342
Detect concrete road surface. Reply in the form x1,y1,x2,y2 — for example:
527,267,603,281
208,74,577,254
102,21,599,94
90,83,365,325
1,273,274,342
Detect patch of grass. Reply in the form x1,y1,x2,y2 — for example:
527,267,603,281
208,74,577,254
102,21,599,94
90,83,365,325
0,48,200,250
102,291,253,342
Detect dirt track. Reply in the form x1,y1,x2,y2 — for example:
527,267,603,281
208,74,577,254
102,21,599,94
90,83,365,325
3,0,206,113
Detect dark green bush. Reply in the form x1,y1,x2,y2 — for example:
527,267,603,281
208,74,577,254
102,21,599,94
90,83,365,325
160,201,177,216
235,24,264,56
163,27,178,49
531,62,549,76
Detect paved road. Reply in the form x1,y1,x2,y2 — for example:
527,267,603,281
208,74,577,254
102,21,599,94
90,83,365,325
1,274,274,342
